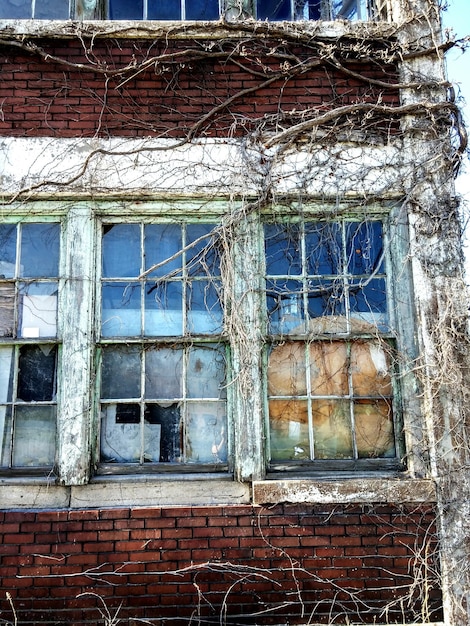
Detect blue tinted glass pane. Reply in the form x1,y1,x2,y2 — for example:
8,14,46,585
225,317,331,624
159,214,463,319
266,279,304,334
305,222,342,275
294,0,320,19
145,280,183,336
109,0,143,19
188,281,222,334
186,224,220,276
186,0,219,19
0,225,17,278
346,221,384,275
349,278,388,329
332,0,359,19
20,223,60,278
144,224,182,278
101,282,141,337
148,0,180,18
35,0,69,18
102,224,141,278
0,0,30,18
307,279,344,318
257,0,291,20
265,224,302,276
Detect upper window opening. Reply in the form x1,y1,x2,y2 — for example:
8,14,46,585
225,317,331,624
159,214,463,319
0,0,373,20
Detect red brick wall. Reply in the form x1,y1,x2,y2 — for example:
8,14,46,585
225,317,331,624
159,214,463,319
0,38,399,138
0,503,442,625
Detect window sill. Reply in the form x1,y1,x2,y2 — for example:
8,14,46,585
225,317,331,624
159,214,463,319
252,477,436,505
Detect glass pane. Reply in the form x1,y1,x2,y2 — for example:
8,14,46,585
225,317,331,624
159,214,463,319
294,0,321,19
186,402,227,463
268,342,307,396
100,404,141,463
148,0,181,18
0,224,17,278
265,224,302,276
0,283,15,338
20,223,60,279
109,0,143,18
309,341,348,396
349,278,388,329
12,405,56,467
102,224,141,278
346,221,384,275
269,399,309,461
35,0,69,18
0,0,30,18
144,280,182,336
101,282,141,337
351,341,392,397
307,279,345,319
0,346,14,403
305,222,342,275
185,0,219,19
186,224,220,277
18,282,58,338
188,281,222,334
266,279,304,334
144,224,182,278
257,0,291,20
145,347,183,399
355,399,395,458
312,400,352,459
101,345,141,399
187,345,226,399
17,345,57,402
0,406,12,467
145,403,181,462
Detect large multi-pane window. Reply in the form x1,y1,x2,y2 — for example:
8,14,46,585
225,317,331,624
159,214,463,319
0,0,373,20
0,211,406,480
265,219,401,469
98,222,227,471
0,222,60,470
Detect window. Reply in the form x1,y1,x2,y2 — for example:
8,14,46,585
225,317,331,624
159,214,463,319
0,222,60,470
0,0,373,20
0,209,406,482
265,219,403,470
98,222,228,471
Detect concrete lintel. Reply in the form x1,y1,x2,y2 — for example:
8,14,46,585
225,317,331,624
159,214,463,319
252,478,437,505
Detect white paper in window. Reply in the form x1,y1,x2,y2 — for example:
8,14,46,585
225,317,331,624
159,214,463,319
20,294,57,338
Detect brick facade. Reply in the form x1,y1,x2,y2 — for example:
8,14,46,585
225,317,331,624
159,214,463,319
0,504,442,625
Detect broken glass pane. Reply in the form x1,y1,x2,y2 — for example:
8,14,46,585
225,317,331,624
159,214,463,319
100,404,141,463
0,224,16,278
269,399,309,461
101,282,141,337
145,403,181,462
12,405,56,467
102,224,141,278
313,400,353,459
20,223,60,279
355,399,395,458
144,224,182,278
145,280,182,336
145,347,183,400
18,282,58,338
0,283,15,338
188,281,222,334
350,340,392,397
265,224,302,276
187,345,226,399
101,345,141,399
17,345,57,402
305,222,342,275
186,402,227,463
